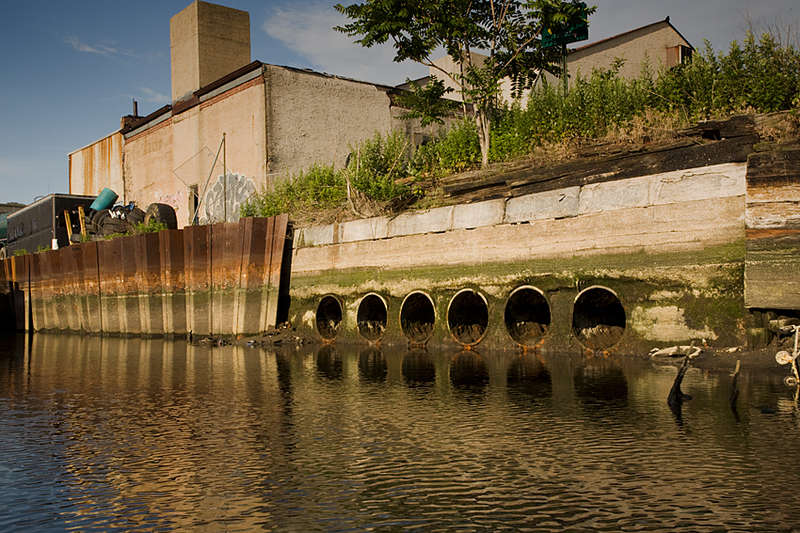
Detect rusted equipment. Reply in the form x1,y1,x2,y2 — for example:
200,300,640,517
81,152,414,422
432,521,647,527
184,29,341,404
77,206,88,239
63,210,74,245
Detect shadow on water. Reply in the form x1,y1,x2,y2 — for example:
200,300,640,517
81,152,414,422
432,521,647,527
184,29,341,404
358,348,387,383
402,350,435,386
450,350,489,390
315,345,343,380
507,353,552,401
573,356,628,412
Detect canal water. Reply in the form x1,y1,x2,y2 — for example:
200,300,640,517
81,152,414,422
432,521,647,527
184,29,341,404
1,334,799,532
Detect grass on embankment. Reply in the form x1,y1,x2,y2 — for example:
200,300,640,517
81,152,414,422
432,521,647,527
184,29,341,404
241,32,800,227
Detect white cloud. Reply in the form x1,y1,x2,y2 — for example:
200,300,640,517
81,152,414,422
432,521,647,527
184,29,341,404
262,3,427,85
65,36,135,57
139,87,170,105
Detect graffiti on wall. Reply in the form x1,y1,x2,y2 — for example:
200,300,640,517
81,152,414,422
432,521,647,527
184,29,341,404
201,173,256,224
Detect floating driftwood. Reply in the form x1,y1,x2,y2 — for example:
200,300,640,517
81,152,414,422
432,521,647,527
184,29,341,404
650,345,702,358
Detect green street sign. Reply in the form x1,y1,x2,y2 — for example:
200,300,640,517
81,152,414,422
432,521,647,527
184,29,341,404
541,2,589,49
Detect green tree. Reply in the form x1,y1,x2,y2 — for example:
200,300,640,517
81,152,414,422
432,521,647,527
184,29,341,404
335,0,594,167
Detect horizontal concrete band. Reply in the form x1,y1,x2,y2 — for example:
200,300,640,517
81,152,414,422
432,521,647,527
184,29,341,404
294,163,746,247
291,195,745,275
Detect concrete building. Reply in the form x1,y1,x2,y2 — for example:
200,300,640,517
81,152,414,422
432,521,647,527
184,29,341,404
69,1,437,227
565,17,692,81
406,17,693,105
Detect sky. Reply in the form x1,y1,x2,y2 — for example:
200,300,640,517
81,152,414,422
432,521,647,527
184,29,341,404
0,0,797,204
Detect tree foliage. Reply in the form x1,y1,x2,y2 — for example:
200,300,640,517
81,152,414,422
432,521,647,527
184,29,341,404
395,77,458,126
335,0,595,166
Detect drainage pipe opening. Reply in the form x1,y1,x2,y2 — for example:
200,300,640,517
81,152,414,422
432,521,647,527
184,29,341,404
357,293,387,341
504,286,551,346
316,295,343,340
447,289,489,346
572,286,626,350
400,292,435,343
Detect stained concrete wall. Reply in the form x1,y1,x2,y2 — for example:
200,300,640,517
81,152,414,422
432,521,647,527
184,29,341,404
289,163,747,351
69,132,124,198
744,149,800,310
124,74,267,226
4,215,288,337
264,65,396,176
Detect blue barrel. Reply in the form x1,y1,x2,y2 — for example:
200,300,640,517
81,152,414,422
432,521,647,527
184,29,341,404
90,188,118,211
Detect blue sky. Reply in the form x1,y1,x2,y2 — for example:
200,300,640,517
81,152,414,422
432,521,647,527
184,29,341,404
0,0,797,204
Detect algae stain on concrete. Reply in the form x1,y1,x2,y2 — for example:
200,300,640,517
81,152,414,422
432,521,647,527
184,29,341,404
630,305,718,342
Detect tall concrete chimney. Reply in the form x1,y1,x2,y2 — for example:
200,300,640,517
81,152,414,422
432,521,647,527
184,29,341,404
170,1,251,102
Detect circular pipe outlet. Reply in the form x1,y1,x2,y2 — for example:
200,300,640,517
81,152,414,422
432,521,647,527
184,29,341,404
447,289,489,346
572,286,626,350
504,286,551,346
316,295,343,340
357,293,388,341
400,291,436,343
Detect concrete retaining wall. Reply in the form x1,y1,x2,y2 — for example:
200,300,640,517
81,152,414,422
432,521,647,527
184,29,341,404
0,215,289,337
744,149,800,310
294,163,745,249
288,163,748,352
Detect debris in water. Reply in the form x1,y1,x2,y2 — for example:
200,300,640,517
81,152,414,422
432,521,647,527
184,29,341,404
667,356,693,407
650,344,702,358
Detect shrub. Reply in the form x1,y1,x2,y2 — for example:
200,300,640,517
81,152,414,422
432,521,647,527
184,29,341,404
411,119,481,175
346,131,411,201
132,220,167,234
240,164,345,218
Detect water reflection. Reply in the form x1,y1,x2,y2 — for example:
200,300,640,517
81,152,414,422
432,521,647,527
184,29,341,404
358,348,387,383
401,350,436,386
1,334,800,531
507,353,552,401
315,344,342,380
450,350,489,390
574,356,629,410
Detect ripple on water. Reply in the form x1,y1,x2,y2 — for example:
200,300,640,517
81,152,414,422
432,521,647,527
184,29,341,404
1,336,799,531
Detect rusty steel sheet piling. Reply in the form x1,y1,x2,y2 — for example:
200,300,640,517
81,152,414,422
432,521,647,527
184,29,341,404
97,238,123,335
120,236,141,335
11,255,29,331
2,216,289,337
265,214,289,331
28,252,44,330
81,242,102,333
159,229,186,336
237,217,269,336
135,232,163,336
62,245,82,331
211,221,243,336
0,259,11,330
184,224,213,337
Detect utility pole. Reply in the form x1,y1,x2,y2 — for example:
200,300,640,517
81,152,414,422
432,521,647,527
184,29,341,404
222,132,227,223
